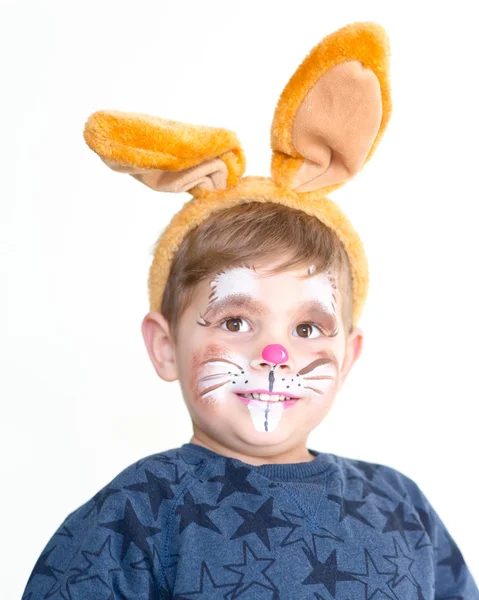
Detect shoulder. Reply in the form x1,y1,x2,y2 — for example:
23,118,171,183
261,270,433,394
60,447,193,530
324,451,429,508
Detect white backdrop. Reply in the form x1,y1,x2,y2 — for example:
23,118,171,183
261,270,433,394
2,0,478,596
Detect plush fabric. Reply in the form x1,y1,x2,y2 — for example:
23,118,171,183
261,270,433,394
83,21,393,328
22,443,479,598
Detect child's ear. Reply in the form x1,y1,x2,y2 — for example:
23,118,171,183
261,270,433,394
338,326,364,392
141,311,178,382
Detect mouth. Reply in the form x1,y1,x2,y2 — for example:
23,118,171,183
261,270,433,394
235,390,301,408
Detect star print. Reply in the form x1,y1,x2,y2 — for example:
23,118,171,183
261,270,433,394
44,573,75,600
350,460,381,482
327,493,375,528
413,506,433,549
416,585,427,599
100,498,161,560
130,549,173,599
125,469,175,520
278,511,344,549
347,475,392,501
173,561,236,599
301,547,359,596
437,533,466,582
207,459,261,503
383,538,417,588
377,502,423,545
224,541,278,598
135,453,174,470
54,525,73,540
82,487,122,520
176,491,222,535
68,535,120,589
230,496,292,550
26,546,63,588
352,548,398,600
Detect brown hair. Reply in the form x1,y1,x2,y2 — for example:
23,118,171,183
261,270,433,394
159,201,353,342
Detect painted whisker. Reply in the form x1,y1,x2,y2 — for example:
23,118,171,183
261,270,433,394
303,386,324,396
201,357,243,369
200,381,231,396
198,373,235,382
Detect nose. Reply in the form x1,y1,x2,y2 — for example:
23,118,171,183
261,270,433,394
262,344,289,364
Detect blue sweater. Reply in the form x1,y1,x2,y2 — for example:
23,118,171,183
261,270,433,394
23,443,478,599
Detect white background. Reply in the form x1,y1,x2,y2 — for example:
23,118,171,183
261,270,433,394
2,0,478,596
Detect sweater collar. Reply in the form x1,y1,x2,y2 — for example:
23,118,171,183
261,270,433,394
180,442,333,482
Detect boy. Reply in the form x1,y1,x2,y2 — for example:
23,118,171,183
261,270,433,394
23,22,478,599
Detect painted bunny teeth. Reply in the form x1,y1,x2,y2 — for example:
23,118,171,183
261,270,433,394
247,393,287,402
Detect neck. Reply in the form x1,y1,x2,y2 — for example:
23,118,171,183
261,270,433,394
189,427,315,466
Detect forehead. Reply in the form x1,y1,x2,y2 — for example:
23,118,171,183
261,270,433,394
210,265,335,295
202,264,339,317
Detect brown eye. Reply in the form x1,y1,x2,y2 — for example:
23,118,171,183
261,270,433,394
294,323,321,339
220,317,251,333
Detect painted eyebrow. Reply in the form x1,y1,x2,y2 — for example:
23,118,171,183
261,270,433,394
202,294,337,331
202,294,265,322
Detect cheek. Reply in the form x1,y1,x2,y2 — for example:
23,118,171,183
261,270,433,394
189,343,234,407
299,348,342,403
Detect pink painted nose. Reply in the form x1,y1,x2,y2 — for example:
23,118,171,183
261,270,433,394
262,344,289,364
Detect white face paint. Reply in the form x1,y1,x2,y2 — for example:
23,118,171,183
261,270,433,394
303,270,337,316
248,399,284,433
210,266,260,300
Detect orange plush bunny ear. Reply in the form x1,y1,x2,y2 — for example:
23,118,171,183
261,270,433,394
270,22,391,195
83,110,246,193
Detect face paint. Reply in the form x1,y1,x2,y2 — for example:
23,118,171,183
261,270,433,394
304,269,338,316
247,398,284,433
207,266,260,313
191,265,341,436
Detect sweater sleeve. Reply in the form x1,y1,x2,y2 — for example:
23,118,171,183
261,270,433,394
22,484,167,599
382,466,479,599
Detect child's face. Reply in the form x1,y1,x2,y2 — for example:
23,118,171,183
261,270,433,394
143,259,363,457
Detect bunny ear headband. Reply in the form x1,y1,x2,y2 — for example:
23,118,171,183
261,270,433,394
83,21,391,328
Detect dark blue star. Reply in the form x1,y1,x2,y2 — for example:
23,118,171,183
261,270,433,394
437,533,466,582
26,546,62,588
377,502,423,545
347,475,392,501
327,493,375,528
224,540,278,599
230,496,292,550
173,561,236,599
125,469,175,520
302,547,359,595
100,498,161,560
83,487,122,520
54,525,73,540
131,547,173,598
207,459,261,503
350,460,381,482
176,491,222,535
413,506,433,549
